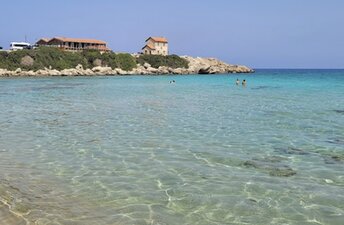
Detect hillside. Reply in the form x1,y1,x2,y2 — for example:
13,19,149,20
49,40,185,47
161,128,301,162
0,47,253,76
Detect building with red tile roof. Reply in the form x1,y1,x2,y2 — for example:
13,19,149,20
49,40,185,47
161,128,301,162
36,37,110,52
142,37,168,55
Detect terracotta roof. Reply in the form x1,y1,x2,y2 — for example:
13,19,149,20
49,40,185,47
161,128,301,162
50,37,107,45
37,38,51,43
145,37,168,43
142,43,156,50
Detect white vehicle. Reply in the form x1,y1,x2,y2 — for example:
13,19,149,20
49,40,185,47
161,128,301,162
10,42,31,51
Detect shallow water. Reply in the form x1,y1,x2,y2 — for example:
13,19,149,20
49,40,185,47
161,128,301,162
0,70,343,225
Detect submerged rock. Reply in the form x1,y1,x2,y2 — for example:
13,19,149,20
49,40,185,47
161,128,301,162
325,179,334,184
331,155,344,162
268,168,297,177
274,147,309,155
333,109,344,114
242,156,297,177
324,154,344,164
326,138,344,145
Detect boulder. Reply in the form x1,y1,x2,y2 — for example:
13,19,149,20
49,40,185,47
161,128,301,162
36,69,50,76
75,64,83,70
60,69,79,76
157,66,169,74
49,69,61,76
15,68,22,74
20,70,36,76
26,70,36,76
115,68,128,75
84,69,95,76
20,56,34,67
92,66,113,75
0,69,11,76
171,68,190,74
92,66,102,73
198,66,211,74
181,56,253,74
92,59,102,67
146,67,158,74
143,63,151,69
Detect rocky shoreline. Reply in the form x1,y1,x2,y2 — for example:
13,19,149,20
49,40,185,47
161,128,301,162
0,56,253,77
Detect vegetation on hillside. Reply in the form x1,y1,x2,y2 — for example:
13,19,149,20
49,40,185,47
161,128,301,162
0,48,189,71
0,47,137,71
137,54,189,69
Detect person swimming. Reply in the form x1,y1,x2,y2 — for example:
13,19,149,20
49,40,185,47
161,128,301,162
236,79,240,85
242,79,247,86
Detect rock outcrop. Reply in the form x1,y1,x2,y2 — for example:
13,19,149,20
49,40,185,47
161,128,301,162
182,56,253,74
0,56,253,77
20,56,34,67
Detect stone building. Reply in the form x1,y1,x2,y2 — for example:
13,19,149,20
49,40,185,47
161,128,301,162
36,37,110,52
142,37,168,56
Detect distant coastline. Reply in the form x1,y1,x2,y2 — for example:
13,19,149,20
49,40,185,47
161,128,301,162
0,48,253,77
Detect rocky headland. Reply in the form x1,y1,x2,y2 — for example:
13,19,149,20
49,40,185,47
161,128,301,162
0,56,253,77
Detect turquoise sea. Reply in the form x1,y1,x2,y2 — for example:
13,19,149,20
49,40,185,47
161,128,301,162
0,70,343,225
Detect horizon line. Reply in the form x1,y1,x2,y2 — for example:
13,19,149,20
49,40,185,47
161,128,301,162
252,68,344,70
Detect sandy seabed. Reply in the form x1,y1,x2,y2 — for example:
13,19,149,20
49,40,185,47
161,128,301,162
0,202,26,225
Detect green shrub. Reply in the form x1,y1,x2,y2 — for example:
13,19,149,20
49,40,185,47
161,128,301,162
137,54,189,69
100,52,136,71
115,53,137,71
82,50,102,66
33,47,87,70
0,50,34,70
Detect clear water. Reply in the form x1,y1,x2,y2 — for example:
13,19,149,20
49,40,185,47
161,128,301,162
0,70,343,225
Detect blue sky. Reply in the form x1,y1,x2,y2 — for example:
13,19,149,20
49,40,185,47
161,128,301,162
1,0,343,68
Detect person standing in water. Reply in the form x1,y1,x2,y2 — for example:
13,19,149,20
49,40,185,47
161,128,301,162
236,79,240,85
242,79,247,86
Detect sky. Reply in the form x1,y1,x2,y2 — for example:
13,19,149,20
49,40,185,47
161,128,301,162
1,0,343,69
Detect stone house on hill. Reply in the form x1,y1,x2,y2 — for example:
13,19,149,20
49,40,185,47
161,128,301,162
142,37,168,56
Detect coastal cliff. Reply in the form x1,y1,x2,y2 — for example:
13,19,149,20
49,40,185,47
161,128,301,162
0,48,253,76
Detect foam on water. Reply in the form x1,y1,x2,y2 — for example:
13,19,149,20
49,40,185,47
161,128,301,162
0,70,343,224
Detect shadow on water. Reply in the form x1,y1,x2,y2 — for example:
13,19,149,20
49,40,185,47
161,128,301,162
333,109,344,115
274,147,310,156
16,83,85,92
326,138,344,145
0,93,15,96
250,86,280,90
